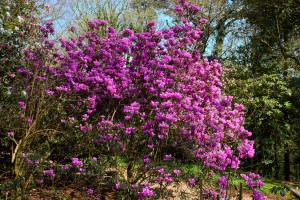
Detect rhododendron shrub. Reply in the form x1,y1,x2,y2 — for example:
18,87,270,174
2,0,264,199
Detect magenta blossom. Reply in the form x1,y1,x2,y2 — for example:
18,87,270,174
252,189,267,200
138,186,154,199
188,178,196,185
241,173,264,189
164,154,172,160
218,176,228,188
115,183,121,189
173,169,181,175
71,158,83,167
87,188,94,195
44,169,55,179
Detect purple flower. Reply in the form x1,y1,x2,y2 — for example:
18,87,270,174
120,145,126,151
70,25,76,32
199,18,209,23
173,169,181,175
157,167,165,174
123,28,134,37
87,188,94,195
146,21,155,30
138,186,154,198
174,5,183,13
190,4,200,12
238,139,255,158
183,51,192,58
63,164,72,170
18,101,26,109
157,177,164,183
18,68,28,74
158,134,164,140
45,90,54,95
143,155,151,164
150,101,159,107
165,176,173,183
27,160,34,165
44,169,55,179
96,19,108,25
71,158,83,167
125,115,131,121
252,189,267,200
80,124,88,133
45,21,53,26
125,127,136,135
164,154,172,160
79,168,85,172
92,157,97,161
27,118,33,124
115,183,121,189
7,131,14,137
188,178,196,185
123,102,140,114
218,176,228,188
241,173,264,189
161,101,173,108
82,114,89,121
93,61,101,67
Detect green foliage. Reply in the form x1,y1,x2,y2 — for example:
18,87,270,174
222,0,300,181
225,69,297,177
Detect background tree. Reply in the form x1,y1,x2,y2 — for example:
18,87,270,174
227,0,300,180
65,0,170,36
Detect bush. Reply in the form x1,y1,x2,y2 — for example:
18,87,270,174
0,0,266,199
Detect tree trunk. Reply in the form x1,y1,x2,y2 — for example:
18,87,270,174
274,144,280,179
213,18,226,58
284,144,290,181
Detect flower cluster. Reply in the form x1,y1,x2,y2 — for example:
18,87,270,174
138,184,154,200
43,169,55,179
71,158,83,167
241,173,266,200
252,189,267,200
87,188,94,195
218,176,228,188
240,173,264,189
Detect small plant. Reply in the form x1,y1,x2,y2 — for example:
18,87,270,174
271,185,300,199
271,186,287,197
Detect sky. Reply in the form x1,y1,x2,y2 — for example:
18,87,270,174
38,0,246,59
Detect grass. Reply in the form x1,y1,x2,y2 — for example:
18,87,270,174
179,162,202,177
